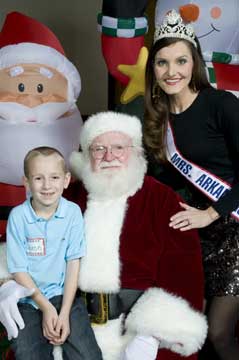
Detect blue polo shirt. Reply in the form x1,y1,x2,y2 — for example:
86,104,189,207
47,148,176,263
7,197,85,308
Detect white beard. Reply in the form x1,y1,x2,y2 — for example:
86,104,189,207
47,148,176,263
78,151,147,200
0,101,76,124
0,102,82,185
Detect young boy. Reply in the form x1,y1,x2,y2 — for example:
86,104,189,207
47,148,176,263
6,146,102,360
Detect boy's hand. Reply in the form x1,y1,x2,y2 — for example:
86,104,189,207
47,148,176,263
42,302,59,341
50,310,70,345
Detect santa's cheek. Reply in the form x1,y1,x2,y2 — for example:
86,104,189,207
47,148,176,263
15,95,44,107
0,92,19,102
42,94,67,103
0,93,44,107
210,7,222,19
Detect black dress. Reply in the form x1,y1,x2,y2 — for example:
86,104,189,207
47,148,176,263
169,87,239,297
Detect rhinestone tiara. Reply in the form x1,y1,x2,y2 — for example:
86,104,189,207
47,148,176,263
154,9,197,48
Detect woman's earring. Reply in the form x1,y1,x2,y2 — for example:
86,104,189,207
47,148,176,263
152,83,161,100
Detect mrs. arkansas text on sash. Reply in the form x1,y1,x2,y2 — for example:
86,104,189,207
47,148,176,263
171,153,229,200
167,125,239,219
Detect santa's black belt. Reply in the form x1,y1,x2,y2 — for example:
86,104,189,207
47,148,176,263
80,289,144,324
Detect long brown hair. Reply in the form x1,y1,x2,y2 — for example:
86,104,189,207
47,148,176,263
143,37,211,162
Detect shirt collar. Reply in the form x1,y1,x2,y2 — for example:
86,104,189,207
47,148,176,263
24,196,67,223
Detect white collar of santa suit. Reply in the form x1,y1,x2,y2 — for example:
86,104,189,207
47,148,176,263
78,175,144,293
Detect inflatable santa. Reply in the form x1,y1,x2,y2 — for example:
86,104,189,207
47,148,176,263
0,12,82,358
0,11,82,243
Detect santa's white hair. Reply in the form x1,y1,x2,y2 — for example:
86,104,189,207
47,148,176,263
70,111,147,200
79,111,143,152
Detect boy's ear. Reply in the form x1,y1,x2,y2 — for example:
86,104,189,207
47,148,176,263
22,176,29,190
64,172,71,189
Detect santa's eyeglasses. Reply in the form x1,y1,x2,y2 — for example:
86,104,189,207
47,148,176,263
89,145,134,159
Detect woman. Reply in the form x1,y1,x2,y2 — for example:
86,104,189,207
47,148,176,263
144,9,239,360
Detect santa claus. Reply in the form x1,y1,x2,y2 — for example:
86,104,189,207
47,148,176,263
68,111,207,360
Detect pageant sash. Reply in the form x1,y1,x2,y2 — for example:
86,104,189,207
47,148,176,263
166,123,239,220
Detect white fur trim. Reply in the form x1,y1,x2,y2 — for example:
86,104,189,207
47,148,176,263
52,318,134,360
69,151,85,180
93,316,133,360
125,288,208,357
0,43,81,101
79,197,128,292
40,66,53,78
53,346,63,360
0,243,12,281
9,65,24,77
80,112,142,151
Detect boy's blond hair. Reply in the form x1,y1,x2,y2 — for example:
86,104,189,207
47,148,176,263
24,146,67,178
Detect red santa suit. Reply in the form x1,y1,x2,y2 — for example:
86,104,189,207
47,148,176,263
66,175,207,360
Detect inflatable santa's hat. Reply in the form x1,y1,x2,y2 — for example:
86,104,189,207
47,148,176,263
0,11,81,101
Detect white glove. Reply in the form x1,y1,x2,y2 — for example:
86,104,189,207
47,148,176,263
0,280,34,340
120,335,159,360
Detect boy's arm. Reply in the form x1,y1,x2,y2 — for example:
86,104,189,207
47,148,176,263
13,272,50,311
13,272,59,340
51,259,80,345
61,259,80,314
50,205,84,345
7,211,58,340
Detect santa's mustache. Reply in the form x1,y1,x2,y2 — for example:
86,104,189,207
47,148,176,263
99,160,122,168
0,101,76,124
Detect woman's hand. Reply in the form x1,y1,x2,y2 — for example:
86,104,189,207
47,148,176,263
169,202,220,231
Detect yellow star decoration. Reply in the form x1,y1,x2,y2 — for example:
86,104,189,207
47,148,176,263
118,46,148,104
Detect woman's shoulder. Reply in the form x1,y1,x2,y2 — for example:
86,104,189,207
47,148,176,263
199,87,238,116
201,86,238,102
